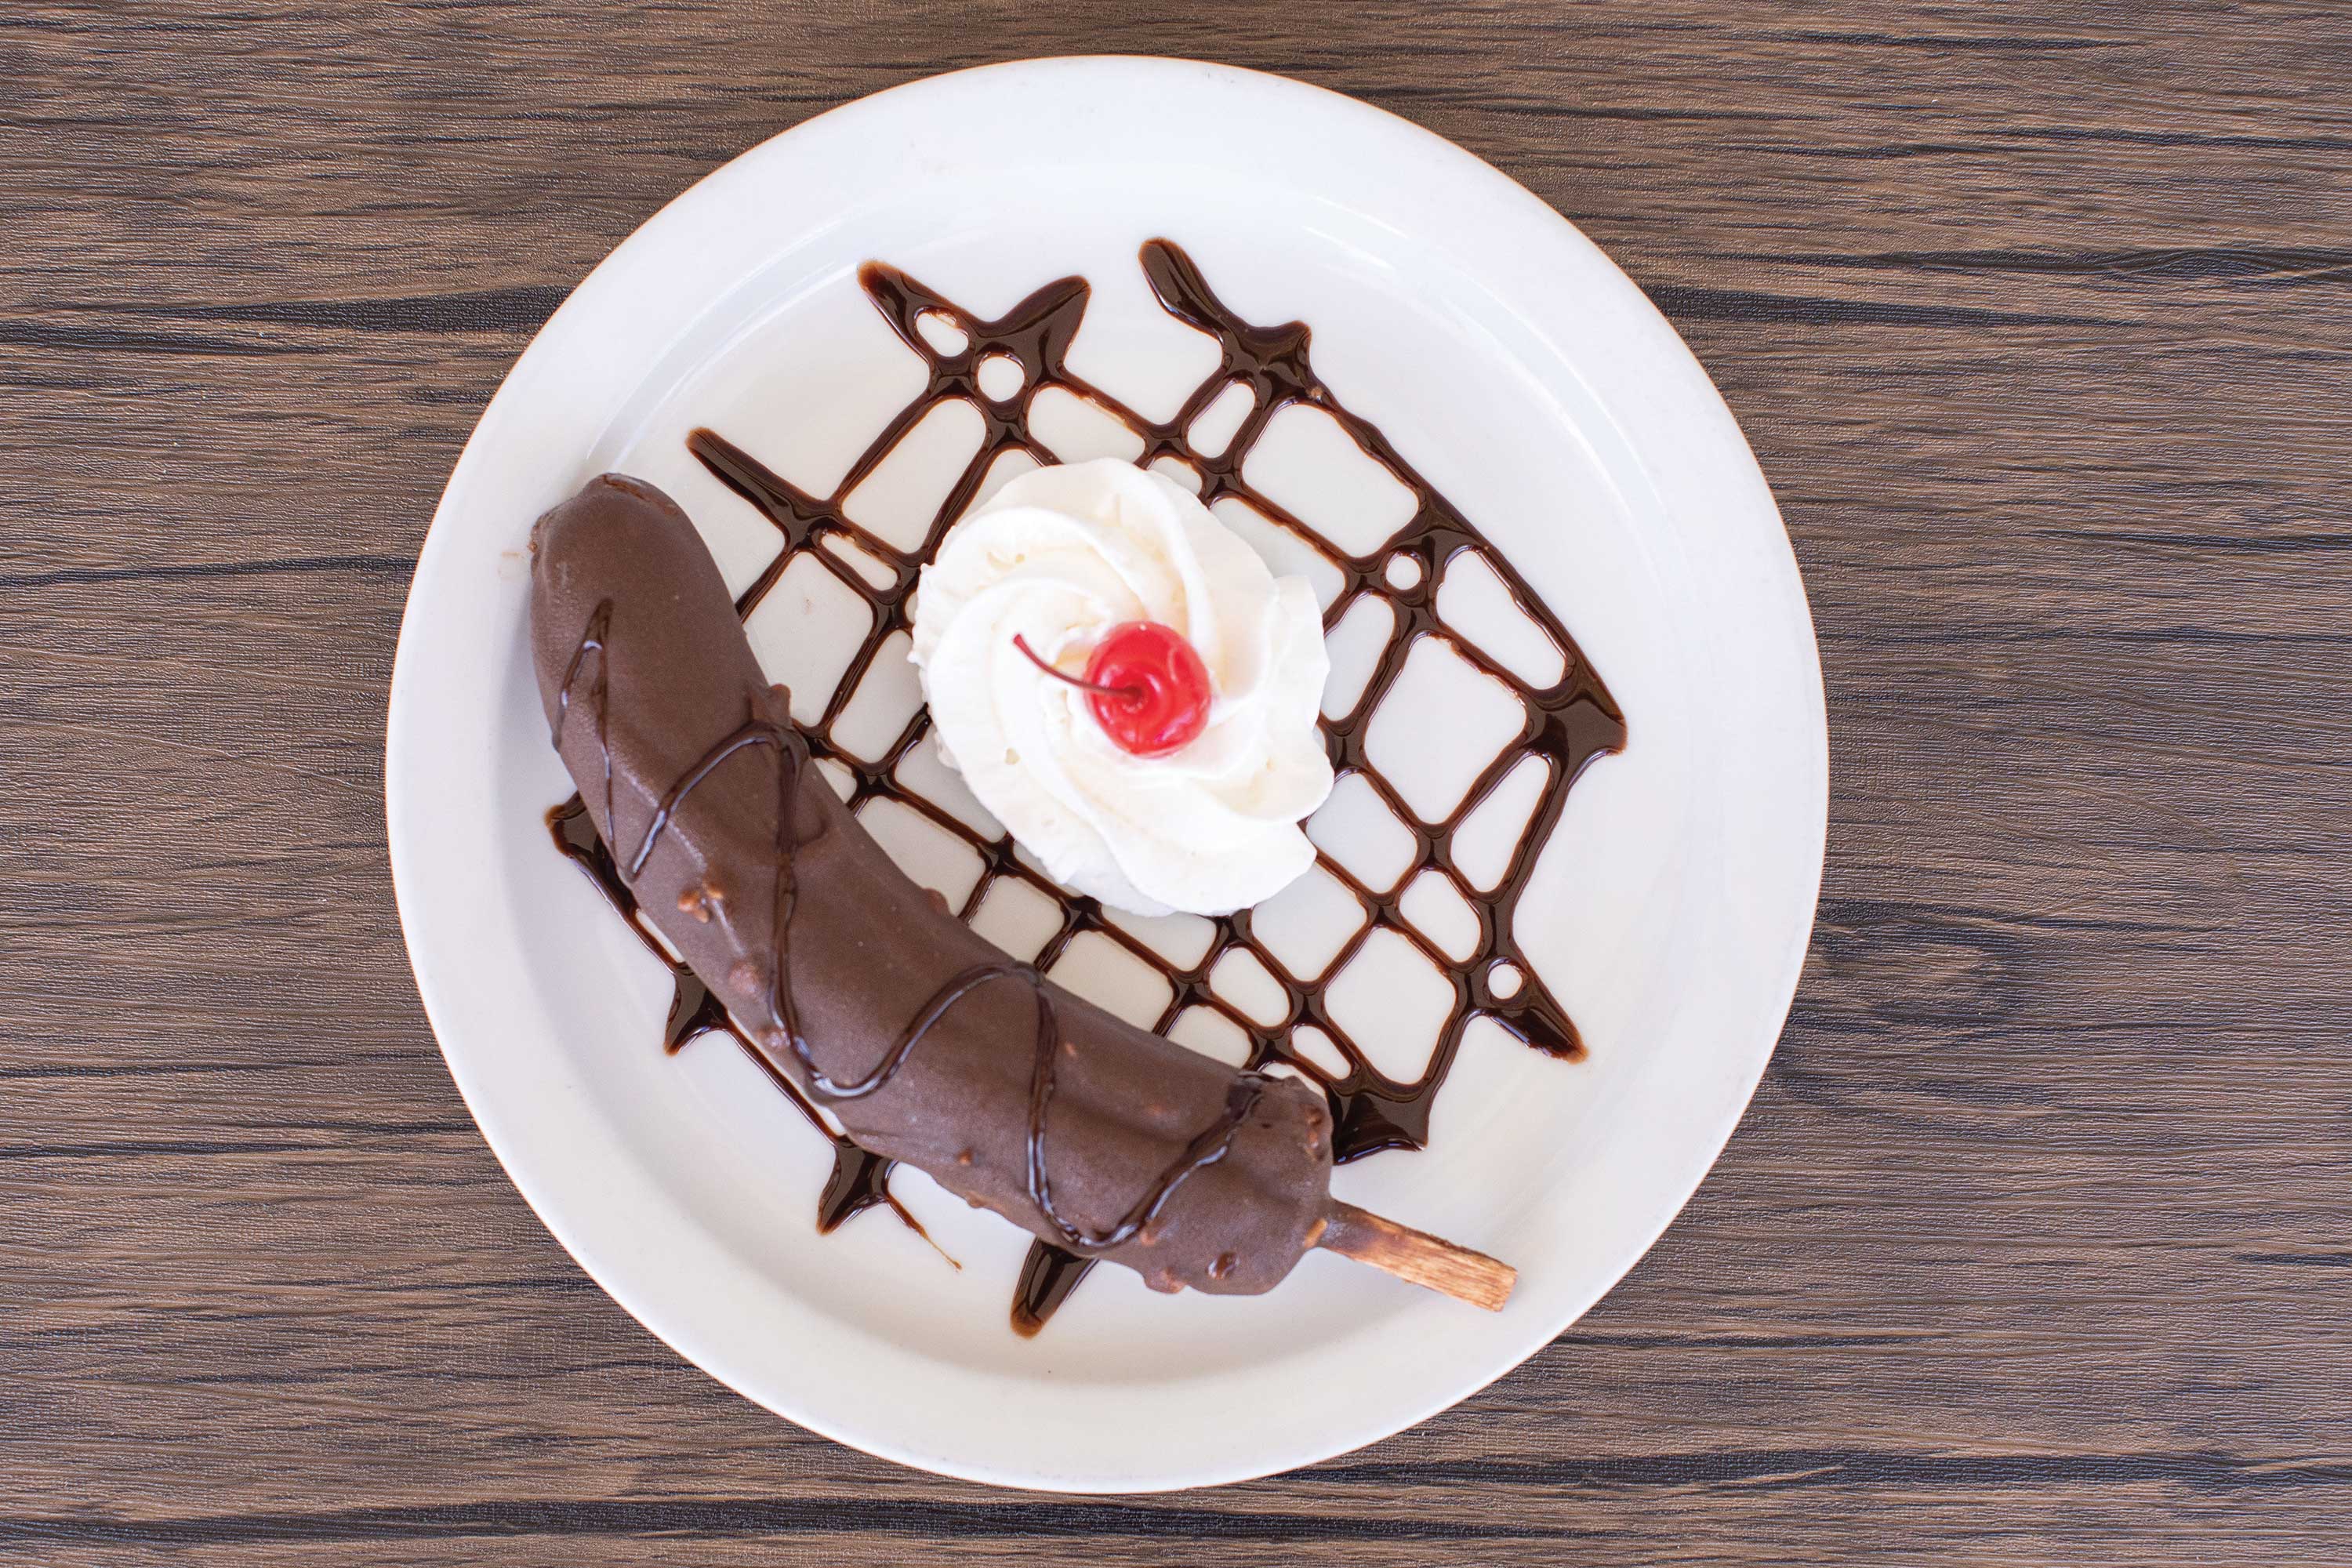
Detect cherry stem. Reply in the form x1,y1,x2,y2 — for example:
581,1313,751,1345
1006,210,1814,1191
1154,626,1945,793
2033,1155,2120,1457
1012,634,1142,702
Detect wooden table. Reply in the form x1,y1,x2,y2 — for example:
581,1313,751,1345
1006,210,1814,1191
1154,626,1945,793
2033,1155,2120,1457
7,4,2348,1563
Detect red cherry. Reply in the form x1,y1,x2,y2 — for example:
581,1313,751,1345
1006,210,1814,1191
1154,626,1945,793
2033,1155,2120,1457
1013,622,1212,759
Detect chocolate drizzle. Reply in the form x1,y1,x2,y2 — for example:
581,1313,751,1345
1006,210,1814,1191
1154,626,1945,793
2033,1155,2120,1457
1010,1243,1097,1340
554,241,1624,1334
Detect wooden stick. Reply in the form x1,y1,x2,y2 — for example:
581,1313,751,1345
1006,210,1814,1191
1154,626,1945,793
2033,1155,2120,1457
1314,1201,1515,1311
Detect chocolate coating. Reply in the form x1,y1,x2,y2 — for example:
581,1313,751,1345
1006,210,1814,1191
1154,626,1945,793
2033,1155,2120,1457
531,474,1334,1296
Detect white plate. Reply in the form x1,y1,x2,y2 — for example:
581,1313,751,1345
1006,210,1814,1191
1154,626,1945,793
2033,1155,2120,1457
387,56,1824,1493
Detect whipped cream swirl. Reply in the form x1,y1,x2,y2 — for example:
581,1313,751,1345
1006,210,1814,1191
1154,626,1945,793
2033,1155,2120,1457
910,459,1334,917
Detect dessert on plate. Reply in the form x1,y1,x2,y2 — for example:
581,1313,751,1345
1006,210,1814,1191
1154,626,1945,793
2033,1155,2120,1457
532,241,1624,1333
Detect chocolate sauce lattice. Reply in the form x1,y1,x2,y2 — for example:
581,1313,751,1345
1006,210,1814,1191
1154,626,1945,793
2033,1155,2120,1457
554,240,1624,1330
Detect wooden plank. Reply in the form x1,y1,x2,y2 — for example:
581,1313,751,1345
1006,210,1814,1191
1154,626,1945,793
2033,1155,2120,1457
2,2,2348,1563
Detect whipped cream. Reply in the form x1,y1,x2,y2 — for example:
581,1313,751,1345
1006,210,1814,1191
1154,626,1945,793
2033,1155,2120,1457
909,459,1334,917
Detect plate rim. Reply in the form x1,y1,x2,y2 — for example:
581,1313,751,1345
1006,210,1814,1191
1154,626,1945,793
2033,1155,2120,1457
386,53,1828,1492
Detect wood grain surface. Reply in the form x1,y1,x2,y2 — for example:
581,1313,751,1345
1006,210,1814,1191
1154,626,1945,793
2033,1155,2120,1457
5,2,2349,1563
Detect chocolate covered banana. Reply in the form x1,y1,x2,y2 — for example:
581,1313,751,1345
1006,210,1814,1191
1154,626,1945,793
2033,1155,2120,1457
530,474,1512,1308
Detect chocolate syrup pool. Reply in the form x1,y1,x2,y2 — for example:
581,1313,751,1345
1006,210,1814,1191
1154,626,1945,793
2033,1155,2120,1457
548,241,1624,1335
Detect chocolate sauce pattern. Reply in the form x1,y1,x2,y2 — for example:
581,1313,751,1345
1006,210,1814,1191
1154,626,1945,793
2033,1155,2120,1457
556,241,1624,1332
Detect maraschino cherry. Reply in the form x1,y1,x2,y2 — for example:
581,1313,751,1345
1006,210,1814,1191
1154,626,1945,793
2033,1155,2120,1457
1014,622,1211,758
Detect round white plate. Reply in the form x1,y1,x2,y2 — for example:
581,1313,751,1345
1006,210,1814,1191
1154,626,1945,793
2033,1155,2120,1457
387,56,1824,1493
